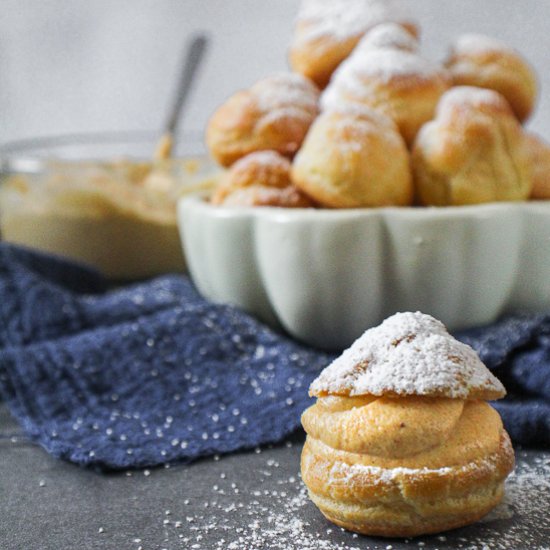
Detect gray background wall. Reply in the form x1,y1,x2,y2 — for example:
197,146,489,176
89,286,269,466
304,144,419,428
1,0,549,144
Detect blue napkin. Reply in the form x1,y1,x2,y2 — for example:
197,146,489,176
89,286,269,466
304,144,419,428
0,244,548,471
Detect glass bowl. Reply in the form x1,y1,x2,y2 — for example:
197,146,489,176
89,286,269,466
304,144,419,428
0,132,219,280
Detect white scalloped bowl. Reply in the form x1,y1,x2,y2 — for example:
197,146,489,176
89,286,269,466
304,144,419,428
178,195,550,350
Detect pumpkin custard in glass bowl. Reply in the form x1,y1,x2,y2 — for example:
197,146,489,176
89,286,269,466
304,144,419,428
0,133,218,280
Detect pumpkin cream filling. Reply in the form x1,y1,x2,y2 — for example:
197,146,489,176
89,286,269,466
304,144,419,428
302,395,503,469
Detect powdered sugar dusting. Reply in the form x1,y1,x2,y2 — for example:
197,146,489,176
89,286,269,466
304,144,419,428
310,312,506,399
321,49,447,110
295,0,412,44
340,48,444,83
327,437,511,487
324,101,393,125
252,73,319,115
452,33,516,57
221,185,310,208
329,460,453,485
357,23,419,53
327,454,502,487
437,86,508,114
231,151,291,173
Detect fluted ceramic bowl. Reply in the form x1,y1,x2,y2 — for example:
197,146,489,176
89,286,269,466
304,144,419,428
178,195,550,350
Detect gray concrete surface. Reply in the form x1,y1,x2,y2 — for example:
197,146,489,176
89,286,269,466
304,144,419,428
1,404,549,550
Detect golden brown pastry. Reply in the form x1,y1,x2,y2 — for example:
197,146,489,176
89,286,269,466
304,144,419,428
525,132,550,200
211,151,312,208
412,86,533,206
445,34,538,123
289,0,418,88
206,73,320,167
292,105,413,208
321,38,450,146
301,311,514,538
220,185,312,208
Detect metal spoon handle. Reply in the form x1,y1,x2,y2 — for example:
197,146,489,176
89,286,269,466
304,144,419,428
155,33,209,160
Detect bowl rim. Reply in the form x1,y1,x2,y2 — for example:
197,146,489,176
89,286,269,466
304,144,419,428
0,131,207,175
179,191,550,221
0,130,205,154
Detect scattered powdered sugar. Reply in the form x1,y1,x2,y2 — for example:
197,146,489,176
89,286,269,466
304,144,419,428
310,312,506,399
135,447,550,550
487,455,550,523
451,33,517,57
459,452,550,550
357,23,419,54
295,0,412,44
139,451,364,550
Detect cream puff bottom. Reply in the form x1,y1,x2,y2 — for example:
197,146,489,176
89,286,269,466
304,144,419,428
301,397,514,537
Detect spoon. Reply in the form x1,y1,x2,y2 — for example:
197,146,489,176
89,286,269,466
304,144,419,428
154,34,209,161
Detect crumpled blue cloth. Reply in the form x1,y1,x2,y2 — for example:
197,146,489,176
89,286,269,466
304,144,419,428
459,317,550,447
0,245,548,471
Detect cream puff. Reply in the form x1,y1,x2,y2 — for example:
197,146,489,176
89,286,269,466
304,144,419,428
289,0,418,89
524,132,550,200
321,38,450,146
301,311,514,537
412,86,533,206
292,104,413,208
211,151,312,208
445,34,538,123
206,73,320,167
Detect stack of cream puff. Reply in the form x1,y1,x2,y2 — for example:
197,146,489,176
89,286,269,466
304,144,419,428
301,311,514,537
206,0,550,208
320,23,451,146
